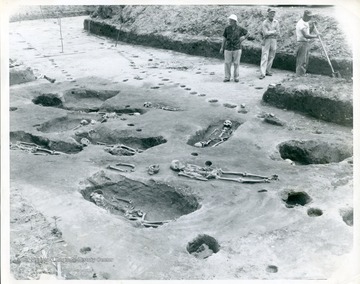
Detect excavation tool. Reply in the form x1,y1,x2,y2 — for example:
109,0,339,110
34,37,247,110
115,28,121,47
313,24,341,78
39,6,45,22
57,14,64,53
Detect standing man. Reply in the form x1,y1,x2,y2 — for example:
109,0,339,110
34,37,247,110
220,14,248,83
295,10,320,76
259,8,280,79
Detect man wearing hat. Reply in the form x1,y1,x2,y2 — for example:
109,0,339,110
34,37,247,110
259,8,280,79
295,10,320,75
220,14,248,82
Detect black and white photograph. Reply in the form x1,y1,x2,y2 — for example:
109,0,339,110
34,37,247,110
1,1,359,282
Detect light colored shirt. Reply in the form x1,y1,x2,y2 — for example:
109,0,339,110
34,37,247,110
262,18,280,39
296,18,310,42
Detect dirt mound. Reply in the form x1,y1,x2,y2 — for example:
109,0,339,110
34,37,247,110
262,76,353,126
86,5,352,76
278,140,352,165
10,67,36,85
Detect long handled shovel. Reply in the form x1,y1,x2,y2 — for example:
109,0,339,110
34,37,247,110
115,28,121,47
313,24,341,78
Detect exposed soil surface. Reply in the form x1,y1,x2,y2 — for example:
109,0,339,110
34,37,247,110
10,188,98,280
8,14,353,281
10,5,95,22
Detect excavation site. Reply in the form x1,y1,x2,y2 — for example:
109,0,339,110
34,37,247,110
6,4,355,282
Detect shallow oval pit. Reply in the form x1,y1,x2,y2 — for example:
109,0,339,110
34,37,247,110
187,120,242,148
74,128,167,156
10,131,83,154
37,113,102,133
32,88,120,112
64,88,119,101
339,207,353,226
307,208,323,217
281,190,312,208
32,93,63,108
223,103,237,109
187,234,220,259
81,178,200,228
266,265,278,273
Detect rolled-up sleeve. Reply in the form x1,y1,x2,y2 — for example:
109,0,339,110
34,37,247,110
223,28,227,38
262,21,272,36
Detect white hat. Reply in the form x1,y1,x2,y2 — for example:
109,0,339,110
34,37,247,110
228,14,238,22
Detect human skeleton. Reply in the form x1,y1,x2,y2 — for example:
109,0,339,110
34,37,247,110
10,141,63,155
144,102,181,111
72,112,118,131
170,160,278,183
103,144,143,156
89,190,169,228
194,120,234,148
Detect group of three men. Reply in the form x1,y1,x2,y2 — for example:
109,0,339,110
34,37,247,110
220,9,320,82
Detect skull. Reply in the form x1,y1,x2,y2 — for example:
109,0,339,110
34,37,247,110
80,119,90,126
170,160,185,171
223,120,232,128
107,112,117,118
90,191,104,203
148,164,160,175
80,138,91,146
144,102,152,108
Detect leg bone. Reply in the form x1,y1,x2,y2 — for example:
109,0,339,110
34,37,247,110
178,172,208,181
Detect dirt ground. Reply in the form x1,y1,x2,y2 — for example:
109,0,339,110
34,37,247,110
7,14,354,281
9,5,95,22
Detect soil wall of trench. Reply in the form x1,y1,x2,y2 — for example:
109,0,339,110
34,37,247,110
84,5,352,78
